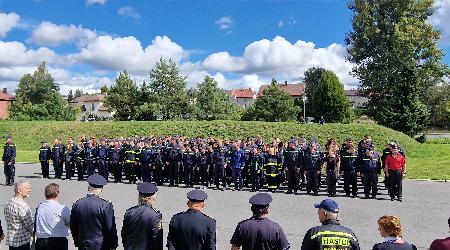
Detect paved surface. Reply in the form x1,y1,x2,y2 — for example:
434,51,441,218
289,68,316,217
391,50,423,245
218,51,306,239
0,164,449,250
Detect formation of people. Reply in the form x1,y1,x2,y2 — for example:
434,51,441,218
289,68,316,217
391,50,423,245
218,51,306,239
2,177,450,250
1,133,407,201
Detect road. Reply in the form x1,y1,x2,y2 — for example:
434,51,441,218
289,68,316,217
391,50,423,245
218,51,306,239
0,164,449,250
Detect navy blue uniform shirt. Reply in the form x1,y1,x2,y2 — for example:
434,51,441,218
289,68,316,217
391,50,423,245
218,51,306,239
70,194,118,250
122,204,163,250
167,209,216,250
230,216,290,250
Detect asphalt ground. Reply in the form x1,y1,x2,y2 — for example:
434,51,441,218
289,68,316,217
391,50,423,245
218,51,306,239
0,164,449,250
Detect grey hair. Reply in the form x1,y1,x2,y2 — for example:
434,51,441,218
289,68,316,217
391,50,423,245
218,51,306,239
14,179,30,193
324,210,340,221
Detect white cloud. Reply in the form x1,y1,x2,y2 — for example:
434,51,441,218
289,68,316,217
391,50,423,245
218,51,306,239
30,21,97,47
72,35,187,74
430,0,450,44
202,36,357,89
0,40,62,67
215,16,233,30
278,20,284,28
0,12,20,38
118,6,141,20
86,0,107,6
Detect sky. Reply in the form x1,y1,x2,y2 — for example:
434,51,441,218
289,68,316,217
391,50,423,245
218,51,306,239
0,0,449,94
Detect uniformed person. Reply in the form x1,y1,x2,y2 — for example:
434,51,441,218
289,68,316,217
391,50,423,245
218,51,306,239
301,199,360,250
305,143,322,196
167,190,216,250
97,138,110,181
213,142,227,191
122,182,163,250
74,143,85,181
324,138,340,197
361,144,381,199
84,140,97,177
230,193,290,250
2,135,16,186
263,147,281,193
39,140,52,179
340,139,358,198
70,174,118,250
140,141,153,183
109,140,123,183
284,140,300,194
52,138,65,179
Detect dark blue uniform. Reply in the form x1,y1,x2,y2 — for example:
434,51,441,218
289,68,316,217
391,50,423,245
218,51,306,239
85,146,97,177
167,209,216,250
284,148,300,194
70,194,118,250
2,142,16,185
361,151,381,198
140,146,153,183
301,220,360,250
213,147,227,190
97,145,110,181
122,204,163,250
39,145,52,178
341,150,358,197
305,150,322,195
52,143,65,179
230,217,290,250
109,146,123,183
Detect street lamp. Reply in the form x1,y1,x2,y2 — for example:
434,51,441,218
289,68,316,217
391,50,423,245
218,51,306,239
302,95,307,123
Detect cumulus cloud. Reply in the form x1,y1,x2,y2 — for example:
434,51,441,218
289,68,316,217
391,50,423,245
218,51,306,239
72,35,187,74
30,21,97,47
215,16,233,30
430,0,450,44
118,6,141,20
86,0,107,5
202,36,357,88
0,12,20,38
0,40,62,67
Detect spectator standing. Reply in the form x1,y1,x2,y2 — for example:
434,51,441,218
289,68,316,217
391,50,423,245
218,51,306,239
384,145,406,201
372,215,416,250
430,217,450,250
4,179,34,250
34,183,70,250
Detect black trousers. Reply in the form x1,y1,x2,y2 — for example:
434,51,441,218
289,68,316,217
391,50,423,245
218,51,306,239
9,243,30,250
40,161,50,178
112,162,122,183
388,170,403,198
169,162,179,186
35,237,68,250
76,161,84,180
326,169,337,195
363,169,378,197
200,164,209,187
53,159,62,179
4,161,15,185
86,160,95,176
215,164,227,189
184,165,193,187
343,170,358,196
306,169,318,194
154,164,164,185
65,161,73,179
250,169,261,191
98,160,109,181
286,166,299,192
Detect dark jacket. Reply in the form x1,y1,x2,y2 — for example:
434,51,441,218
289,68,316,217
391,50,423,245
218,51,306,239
301,219,360,250
167,209,216,250
122,204,163,250
39,146,52,162
372,242,417,250
70,194,118,250
2,142,16,162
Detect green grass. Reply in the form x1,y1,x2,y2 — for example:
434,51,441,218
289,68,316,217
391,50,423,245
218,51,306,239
1,121,449,180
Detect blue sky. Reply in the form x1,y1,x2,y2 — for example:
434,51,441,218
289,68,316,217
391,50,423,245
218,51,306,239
0,0,449,94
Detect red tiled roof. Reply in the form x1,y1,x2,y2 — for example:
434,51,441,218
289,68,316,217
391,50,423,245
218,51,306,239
71,93,105,103
226,88,256,98
345,90,360,96
0,92,16,101
257,82,305,97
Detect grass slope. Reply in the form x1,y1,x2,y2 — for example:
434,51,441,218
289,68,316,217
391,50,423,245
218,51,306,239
0,121,448,180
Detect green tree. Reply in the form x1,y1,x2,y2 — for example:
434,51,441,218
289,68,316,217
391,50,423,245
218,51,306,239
134,81,158,121
194,75,241,120
67,90,74,102
74,89,83,99
346,0,449,136
100,85,109,94
9,62,75,121
149,58,191,120
304,67,353,123
104,71,138,120
424,83,450,126
243,81,298,122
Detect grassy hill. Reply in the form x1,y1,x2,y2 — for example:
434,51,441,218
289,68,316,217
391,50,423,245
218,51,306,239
0,121,448,180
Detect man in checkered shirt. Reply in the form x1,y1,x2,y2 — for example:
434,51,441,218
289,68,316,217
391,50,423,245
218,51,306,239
4,179,34,250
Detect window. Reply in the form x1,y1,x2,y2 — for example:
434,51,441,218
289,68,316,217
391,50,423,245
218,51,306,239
91,103,95,111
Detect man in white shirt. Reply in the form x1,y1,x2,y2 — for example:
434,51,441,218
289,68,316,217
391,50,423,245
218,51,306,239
34,183,70,250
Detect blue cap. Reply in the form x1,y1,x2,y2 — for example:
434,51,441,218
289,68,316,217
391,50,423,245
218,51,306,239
87,173,107,188
137,182,158,195
187,190,208,201
314,199,339,213
249,193,272,206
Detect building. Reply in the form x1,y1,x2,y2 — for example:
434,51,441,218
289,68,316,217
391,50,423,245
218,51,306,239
0,88,16,119
345,90,368,109
69,93,113,121
257,81,305,99
225,88,256,107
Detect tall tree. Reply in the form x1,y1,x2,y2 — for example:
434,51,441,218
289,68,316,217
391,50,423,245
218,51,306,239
149,58,191,120
134,81,159,121
9,62,75,120
304,67,353,123
74,89,83,99
346,0,449,136
424,83,450,127
242,81,298,122
67,90,74,102
104,71,138,120
100,85,109,94
194,75,241,120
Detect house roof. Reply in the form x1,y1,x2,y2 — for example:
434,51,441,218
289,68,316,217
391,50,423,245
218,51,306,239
98,104,110,112
345,90,360,96
257,82,305,97
71,93,105,104
0,92,16,101
226,88,256,98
